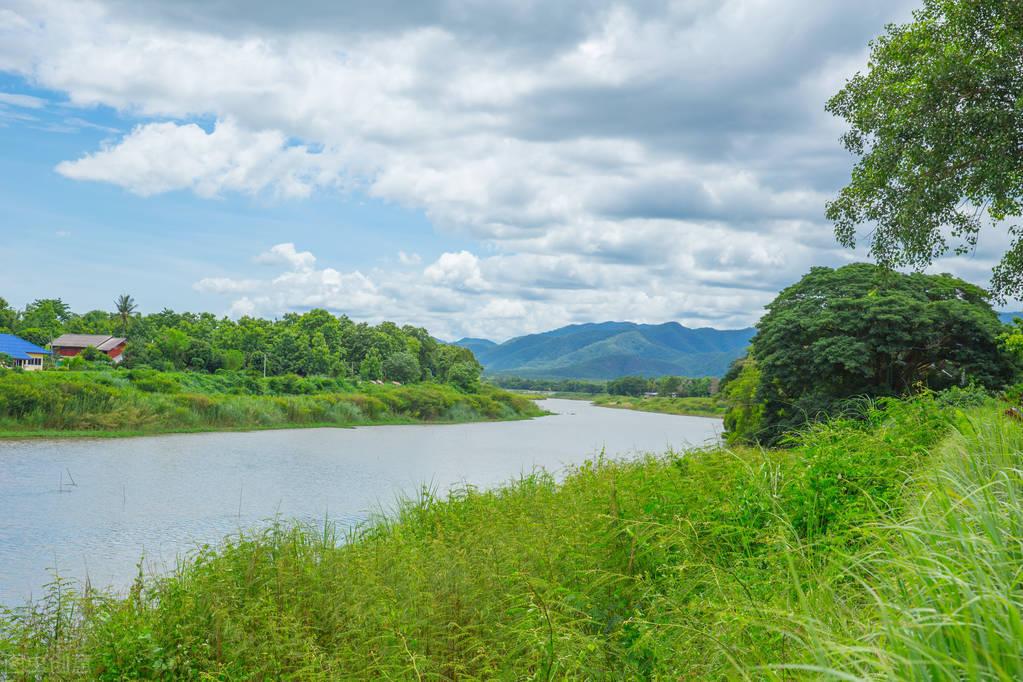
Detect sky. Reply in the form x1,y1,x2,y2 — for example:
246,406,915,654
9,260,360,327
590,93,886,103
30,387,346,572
0,0,1013,341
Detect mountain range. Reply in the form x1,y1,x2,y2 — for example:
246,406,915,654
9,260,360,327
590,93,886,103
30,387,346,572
454,321,755,379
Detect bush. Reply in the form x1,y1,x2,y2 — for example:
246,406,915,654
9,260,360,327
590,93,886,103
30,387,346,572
130,372,180,394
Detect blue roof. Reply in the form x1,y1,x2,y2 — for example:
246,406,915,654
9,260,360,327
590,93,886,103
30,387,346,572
0,334,52,360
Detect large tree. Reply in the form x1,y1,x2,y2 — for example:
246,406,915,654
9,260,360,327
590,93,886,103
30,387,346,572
730,263,1016,444
827,0,1023,298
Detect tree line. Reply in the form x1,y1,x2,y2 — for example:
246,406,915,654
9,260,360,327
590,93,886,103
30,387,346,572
491,374,717,397
0,297,483,390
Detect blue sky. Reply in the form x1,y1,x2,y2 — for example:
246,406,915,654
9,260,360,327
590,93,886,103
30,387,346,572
0,0,1008,340
0,74,468,318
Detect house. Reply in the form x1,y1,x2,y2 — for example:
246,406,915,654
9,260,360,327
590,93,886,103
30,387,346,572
0,333,52,371
50,334,128,363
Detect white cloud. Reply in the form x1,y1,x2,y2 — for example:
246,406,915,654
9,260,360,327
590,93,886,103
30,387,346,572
193,277,261,294
398,251,421,266
424,251,488,291
4,0,945,337
0,91,46,108
255,243,316,271
55,119,343,198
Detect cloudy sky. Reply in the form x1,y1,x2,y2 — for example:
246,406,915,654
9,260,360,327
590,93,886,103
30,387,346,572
0,0,1007,340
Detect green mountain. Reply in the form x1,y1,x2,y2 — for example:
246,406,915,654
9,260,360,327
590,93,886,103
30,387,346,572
455,321,754,379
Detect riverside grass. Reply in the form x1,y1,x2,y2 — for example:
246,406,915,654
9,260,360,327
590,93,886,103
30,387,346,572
0,370,542,438
592,393,726,418
3,395,1021,679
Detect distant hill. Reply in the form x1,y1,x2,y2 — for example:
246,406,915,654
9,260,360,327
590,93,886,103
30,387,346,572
999,312,1023,324
455,321,754,379
452,337,498,358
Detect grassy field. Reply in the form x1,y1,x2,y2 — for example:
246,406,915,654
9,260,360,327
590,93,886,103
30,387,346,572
0,370,543,438
592,393,726,418
3,393,1017,678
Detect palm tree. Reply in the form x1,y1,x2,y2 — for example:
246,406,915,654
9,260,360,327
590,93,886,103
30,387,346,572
115,294,137,336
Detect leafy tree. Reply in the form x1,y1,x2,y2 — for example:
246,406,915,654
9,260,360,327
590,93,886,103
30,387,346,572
721,359,764,445
21,299,71,342
115,294,137,336
607,376,650,397
66,310,115,334
359,348,383,381
16,327,49,347
827,0,1023,298
382,351,421,384
218,349,246,371
728,263,1016,444
656,375,683,397
0,298,16,333
154,329,191,370
447,361,481,392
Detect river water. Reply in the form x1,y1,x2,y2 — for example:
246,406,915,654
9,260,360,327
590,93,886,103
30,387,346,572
0,399,721,604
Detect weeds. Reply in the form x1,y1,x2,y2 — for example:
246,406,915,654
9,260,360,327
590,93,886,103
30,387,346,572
3,394,1019,679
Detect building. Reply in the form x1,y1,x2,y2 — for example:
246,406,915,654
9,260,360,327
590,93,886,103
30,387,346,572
50,334,128,363
0,333,52,371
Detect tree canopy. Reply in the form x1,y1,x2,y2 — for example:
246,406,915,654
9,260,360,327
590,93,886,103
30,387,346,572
0,298,482,386
827,0,1023,298
725,263,1016,444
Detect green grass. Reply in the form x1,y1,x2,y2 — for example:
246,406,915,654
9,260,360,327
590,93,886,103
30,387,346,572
7,393,1013,678
592,393,726,418
0,370,544,438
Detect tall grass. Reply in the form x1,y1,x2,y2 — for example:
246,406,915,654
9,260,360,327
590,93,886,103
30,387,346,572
0,371,542,436
773,405,1023,680
3,394,1020,679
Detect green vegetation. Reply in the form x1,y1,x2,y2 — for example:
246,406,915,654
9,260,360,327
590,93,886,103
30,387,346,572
722,264,1015,444
7,393,1020,678
0,370,542,438
493,374,724,417
592,394,724,418
828,0,1023,298
0,298,481,384
492,374,717,398
489,376,609,394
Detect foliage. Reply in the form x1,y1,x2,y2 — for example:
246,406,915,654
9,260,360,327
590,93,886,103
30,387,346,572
0,299,484,389
827,0,1023,298
381,350,420,384
78,346,110,363
727,263,1016,444
1,394,979,679
605,375,651,396
591,394,724,418
489,376,608,394
721,358,764,443
445,361,481,392
0,371,542,436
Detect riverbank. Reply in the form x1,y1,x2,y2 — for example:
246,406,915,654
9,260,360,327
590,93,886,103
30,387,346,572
0,371,544,438
5,394,1015,678
591,393,725,417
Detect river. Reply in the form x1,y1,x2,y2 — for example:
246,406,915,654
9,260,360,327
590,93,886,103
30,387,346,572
0,399,721,604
